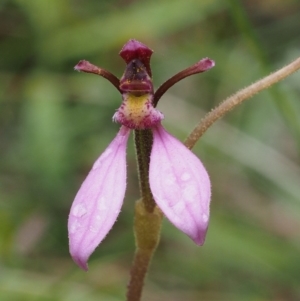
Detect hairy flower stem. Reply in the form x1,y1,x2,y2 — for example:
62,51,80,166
185,57,300,149
127,249,153,301
134,129,156,212
127,200,162,301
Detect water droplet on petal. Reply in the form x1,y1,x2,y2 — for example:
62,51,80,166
164,173,176,186
182,184,197,202
69,220,82,234
72,204,87,217
202,213,208,223
181,172,190,181
172,201,185,216
97,197,108,211
89,226,97,233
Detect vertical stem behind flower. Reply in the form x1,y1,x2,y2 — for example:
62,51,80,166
134,129,156,212
127,201,162,301
127,249,153,301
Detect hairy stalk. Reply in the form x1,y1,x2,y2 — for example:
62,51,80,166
185,57,300,149
134,129,156,212
127,249,153,301
127,201,162,301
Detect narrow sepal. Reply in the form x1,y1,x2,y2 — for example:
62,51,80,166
149,124,211,245
153,58,215,106
74,60,121,92
68,126,130,270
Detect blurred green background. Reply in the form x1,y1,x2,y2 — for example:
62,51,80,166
1,0,300,300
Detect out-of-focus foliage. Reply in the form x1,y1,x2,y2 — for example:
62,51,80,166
1,0,300,300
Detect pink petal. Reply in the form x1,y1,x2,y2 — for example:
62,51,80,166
149,124,211,245
68,126,130,270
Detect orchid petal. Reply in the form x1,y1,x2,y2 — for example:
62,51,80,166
149,124,211,245
68,126,130,270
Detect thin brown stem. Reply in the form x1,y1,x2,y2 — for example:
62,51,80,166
185,57,300,149
127,200,162,301
127,249,153,301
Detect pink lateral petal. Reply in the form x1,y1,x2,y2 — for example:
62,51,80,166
149,124,211,245
68,126,130,270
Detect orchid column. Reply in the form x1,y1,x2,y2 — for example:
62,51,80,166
68,40,214,301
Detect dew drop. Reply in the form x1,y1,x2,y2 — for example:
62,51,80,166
69,220,82,234
72,204,87,217
202,213,209,223
97,198,107,211
89,226,97,233
164,174,176,186
182,184,197,201
181,172,191,181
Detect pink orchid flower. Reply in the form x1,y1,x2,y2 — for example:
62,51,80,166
69,40,214,270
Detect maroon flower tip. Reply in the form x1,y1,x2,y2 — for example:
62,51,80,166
119,39,153,77
119,39,153,63
195,58,215,71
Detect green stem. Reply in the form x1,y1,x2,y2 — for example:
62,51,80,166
127,249,153,301
127,201,162,301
